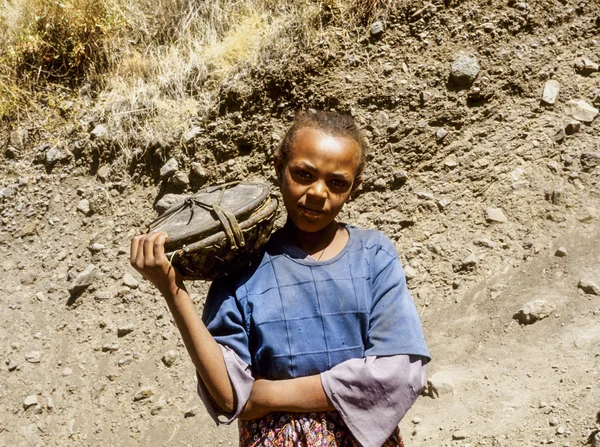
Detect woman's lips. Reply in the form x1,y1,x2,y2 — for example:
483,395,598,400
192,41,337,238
299,206,325,217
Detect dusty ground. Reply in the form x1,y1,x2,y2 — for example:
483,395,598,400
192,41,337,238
1,0,599,446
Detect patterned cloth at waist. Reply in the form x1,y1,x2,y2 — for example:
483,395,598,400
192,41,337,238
239,411,404,447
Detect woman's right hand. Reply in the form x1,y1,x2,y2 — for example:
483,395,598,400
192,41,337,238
130,231,184,295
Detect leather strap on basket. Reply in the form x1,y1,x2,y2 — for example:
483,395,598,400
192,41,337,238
149,183,246,250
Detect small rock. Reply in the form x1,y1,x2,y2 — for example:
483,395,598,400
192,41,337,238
160,158,179,179
45,147,64,167
382,63,394,75
564,120,581,135
424,371,455,398
485,207,507,223
118,358,133,367
89,243,105,253
190,163,209,185
184,126,202,143
438,198,451,209
47,396,54,410
580,152,600,171
97,165,111,181
123,273,139,289
68,264,96,296
549,416,559,427
185,406,200,418
370,21,384,37
541,80,560,106
436,128,448,141
578,279,600,296
155,193,189,215
77,199,91,216
552,127,566,143
574,56,599,75
62,367,73,376
554,247,568,257
133,386,153,401
449,54,479,89
412,417,421,424
564,99,598,123
162,350,177,367
117,323,135,337
403,265,417,281
556,426,566,435
90,124,107,140
513,299,556,324
10,129,29,150
7,359,17,371
23,395,38,410
171,172,190,188
25,351,41,363
453,430,468,440
373,178,386,189
94,291,112,301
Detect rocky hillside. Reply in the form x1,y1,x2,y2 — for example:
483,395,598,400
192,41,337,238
1,0,599,446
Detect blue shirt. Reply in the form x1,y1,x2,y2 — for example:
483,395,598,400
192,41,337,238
202,225,430,380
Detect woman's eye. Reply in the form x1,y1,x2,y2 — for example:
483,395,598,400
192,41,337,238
330,180,348,188
296,170,311,179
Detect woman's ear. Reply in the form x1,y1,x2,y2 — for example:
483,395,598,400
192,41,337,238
274,156,283,183
351,175,363,193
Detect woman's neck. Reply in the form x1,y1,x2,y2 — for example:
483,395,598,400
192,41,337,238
282,220,344,259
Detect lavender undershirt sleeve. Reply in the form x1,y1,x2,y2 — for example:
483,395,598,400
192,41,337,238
320,354,427,447
196,344,254,425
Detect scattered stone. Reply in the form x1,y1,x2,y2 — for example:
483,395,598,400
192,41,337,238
62,367,73,376
23,395,38,410
160,158,179,179
403,265,417,281
449,54,479,89
574,56,599,75
184,126,202,143
162,350,177,367
578,207,597,222
95,291,111,301
541,80,560,106
474,238,494,248
453,430,468,440
564,120,581,135
580,153,600,171
373,178,386,189
436,128,448,141
10,129,29,152
485,207,507,223
564,99,598,123
393,169,408,183
171,172,190,188
185,406,200,418
155,193,189,215
424,371,455,398
90,124,107,140
412,417,421,425
25,351,41,363
133,386,153,401
552,127,566,143
578,279,600,296
118,358,133,367
89,243,105,253
437,198,451,209
190,163,209,185
117,323,135,337
370,21,384,37
68,264,96,296
97,165,111,182
513,299,556,324
7,359,17,371
554,247,568,257
123,273,139,289
77,199,91,216
45,147,64,167
382,63,394,75
556,426,566,435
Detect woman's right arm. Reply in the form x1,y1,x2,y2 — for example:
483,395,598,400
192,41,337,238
130,232,236,413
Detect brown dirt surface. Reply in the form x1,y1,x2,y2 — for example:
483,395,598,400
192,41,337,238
1,0,599,446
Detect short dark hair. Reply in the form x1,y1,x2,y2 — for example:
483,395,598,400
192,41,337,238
275,110,367,178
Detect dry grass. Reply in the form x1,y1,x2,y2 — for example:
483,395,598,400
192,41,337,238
0,0,388,147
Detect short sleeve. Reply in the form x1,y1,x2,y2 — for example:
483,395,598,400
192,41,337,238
202,277,252,365
366,233,430,360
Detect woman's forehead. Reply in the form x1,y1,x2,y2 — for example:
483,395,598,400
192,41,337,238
289,127,361,165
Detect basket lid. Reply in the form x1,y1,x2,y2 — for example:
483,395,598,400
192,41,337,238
148,182,271,251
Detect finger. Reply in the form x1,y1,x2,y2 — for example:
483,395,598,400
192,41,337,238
153,232,168,263
143,233,159,266
130,235,142,266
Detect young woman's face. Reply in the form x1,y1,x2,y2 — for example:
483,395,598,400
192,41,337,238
275,127,362,233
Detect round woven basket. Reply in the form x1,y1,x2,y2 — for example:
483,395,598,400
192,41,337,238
148,182,278,280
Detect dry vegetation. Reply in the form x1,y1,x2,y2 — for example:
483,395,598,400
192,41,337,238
0,0,383,149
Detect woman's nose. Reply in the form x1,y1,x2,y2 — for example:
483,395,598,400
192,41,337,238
307,180,327,199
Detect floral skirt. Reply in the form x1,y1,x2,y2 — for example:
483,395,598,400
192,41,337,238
239,411,404,447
